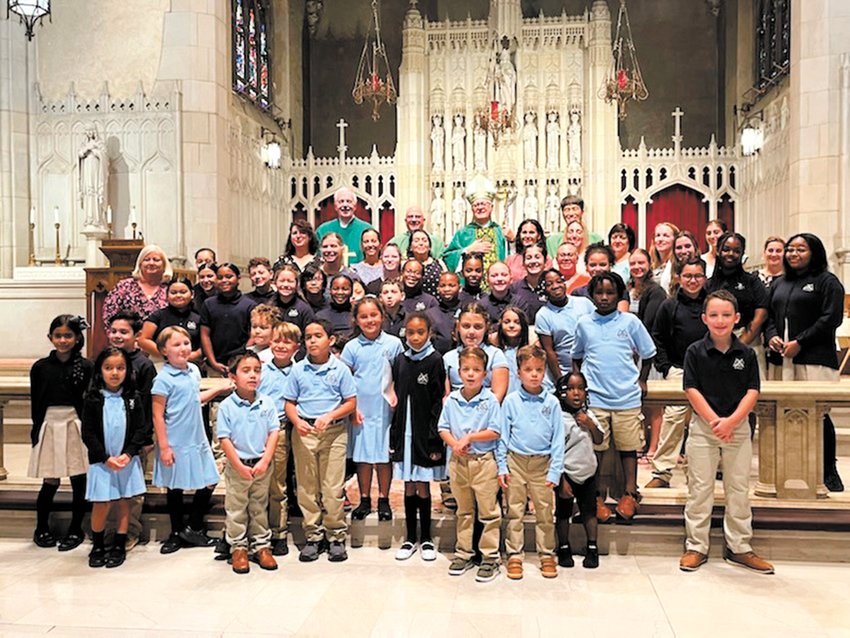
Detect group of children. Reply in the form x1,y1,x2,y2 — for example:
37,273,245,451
27,248,773,579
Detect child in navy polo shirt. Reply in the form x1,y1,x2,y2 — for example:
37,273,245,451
428,271,461,354
497,344,564,580
380,278,406,341
200,262,257,377
139,277,202,363
439,346,502,583
284,318,357,563
571,272,656,522
680,290,773,574
218,351,279,574
458,253,485,303
257,321,301,557
246,257,277,304
272,264,315,336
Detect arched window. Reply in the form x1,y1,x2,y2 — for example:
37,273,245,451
755,0,790,90
232,0,271,111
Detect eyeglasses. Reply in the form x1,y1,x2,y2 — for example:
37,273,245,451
681,274,705,281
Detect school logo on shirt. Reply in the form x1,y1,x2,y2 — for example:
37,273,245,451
735,282,745,290
802,283,815,292
186,321,197,330
454,309,462,319
128,398,135,410
415,302,426,311
417,373,429,385
477,401,490,412
732,358,745,370
288,308,299,317
325,371,337,384
541,406,552,417
617,329,629,339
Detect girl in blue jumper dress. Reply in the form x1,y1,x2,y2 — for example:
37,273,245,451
342,297,404,521
390,312,447,561
152,326,229,554
82,347,147,568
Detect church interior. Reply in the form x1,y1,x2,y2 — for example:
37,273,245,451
0,0,849,635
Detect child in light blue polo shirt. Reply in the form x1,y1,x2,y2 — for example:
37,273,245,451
283,319,357,563
438,346,502,583
497,344,564,580
571,273,656,523
218,351,280,574
257,321,301,557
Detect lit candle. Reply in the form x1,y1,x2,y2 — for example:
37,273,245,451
130,206,137,225
53,206,59,225
106,205,113,225
29,206,35,225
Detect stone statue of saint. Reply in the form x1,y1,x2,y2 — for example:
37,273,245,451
523,113,538,171
544,183,561,233
431,115,445,172
523,184,539,220
78,124,109,228
451,114,466,172
546,112,560,169
495,51,516,117
430,185,446,242
451,187,467,229
568,111,582,168
473,115,487,172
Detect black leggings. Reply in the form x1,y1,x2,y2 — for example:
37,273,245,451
556,475,597,522
165,487,213,533
35,474,87,535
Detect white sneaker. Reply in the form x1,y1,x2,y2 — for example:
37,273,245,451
395,541,417,561
420,541,437,561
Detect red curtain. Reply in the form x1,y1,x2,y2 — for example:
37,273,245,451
645,185,709,248
379,204,395,245
314,196,391,243
716,194,735,249
621,197,638,240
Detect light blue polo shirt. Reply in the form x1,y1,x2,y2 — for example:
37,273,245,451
571,310,656,410
151,362,203,434
497,386,565,484
217,392,279,460
437,387,502,454
534,297,596,381
443,343,509,391
257,360,294,421
282,355,357,419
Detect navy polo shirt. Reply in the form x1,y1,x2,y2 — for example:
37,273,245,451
510,278,547,323
273,295,315,336
427,301,461,354
683,334,760,418
705,270,768,329
146,305,202,350
199,291,257,362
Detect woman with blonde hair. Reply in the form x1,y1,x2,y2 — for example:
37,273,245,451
102,244,172,328
649,222,679,294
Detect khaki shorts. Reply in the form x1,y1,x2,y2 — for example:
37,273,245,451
591,407,644,453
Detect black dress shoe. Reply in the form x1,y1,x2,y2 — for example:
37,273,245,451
33,530,56,548
178,526,216,547
271,538,289,556
160,533,183,555
105,547,126,568
88,548,107,568
58,533,84,552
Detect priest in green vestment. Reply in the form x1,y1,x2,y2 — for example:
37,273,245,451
442,177,507,273
316,186,374,265
545,194,603,257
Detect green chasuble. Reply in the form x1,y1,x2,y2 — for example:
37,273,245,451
546,228,604,259
316,217,373,265
442,221,507,273
389,230,445,260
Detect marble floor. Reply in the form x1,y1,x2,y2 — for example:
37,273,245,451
0,540,848,638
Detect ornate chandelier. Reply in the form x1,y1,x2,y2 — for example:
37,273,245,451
598,0,648,119
475,36,517,149
352,0,397,121
7,0,51,41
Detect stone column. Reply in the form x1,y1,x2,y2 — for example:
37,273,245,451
585,1,619,238
396,2,428,225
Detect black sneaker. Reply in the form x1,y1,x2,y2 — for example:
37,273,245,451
328,541,348,562
105,547,126,568
160,533,184,555
88,547,107,568
583,545,599,569
299,540,323,562
33,530,56,549
557,545,574,568
213,536,230,560
57,533,84,552
377,497,393,522
272,538,289,556
178,526,216,547
351,497,371,521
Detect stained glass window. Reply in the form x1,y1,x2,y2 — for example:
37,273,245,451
755,0,790,90
232,0,271,111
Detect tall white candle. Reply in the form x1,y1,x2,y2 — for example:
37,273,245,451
53,206,59,225
29,206,35,225
106,205,113,225
130,206,137,225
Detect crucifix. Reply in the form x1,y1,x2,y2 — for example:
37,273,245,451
672,107,684,153
336,118,349,160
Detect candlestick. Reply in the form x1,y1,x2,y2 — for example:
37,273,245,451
27,222,35,266
131,222,137,240
54,222,62,266
130,205,137,225
108,222,113,240
29,206,35,225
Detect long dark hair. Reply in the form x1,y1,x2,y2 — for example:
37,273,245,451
493,305,530,349
285,218,319,256
783,233,829,279
513,219,547,256
88,346,136,399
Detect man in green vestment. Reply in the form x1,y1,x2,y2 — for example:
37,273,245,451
442,177,507,273
316,186,374,265
545,194,603,257
389,205,445,259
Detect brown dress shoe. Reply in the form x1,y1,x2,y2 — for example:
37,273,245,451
540,556,558,579
615,493,639,521
506,556,523,580
255,547,278,571
644,477,670,489
231,548,250,574
724,549,774,574
596,497,612,523
679,550,708,572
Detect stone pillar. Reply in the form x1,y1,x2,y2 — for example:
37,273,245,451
585,0,619,238
0,21,33,277
788,0,850,272
396,2,428,224
489,0,522,42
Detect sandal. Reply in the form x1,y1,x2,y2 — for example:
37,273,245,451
33,530,56,548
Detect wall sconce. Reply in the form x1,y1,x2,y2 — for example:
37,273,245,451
740,114,764,157
260,128,281,169
7,0,51,40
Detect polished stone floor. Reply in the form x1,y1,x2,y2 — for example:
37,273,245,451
0,539,848,637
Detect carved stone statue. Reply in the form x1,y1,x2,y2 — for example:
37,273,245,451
451,114,466,172
473,115,487,172
495,51,516,117
546,112,560,169
544,183,561,233
567,111,582,168
523,183,539,219
430,185,446,242
78,124,109,228
451,187,467,229
431,114,445,172
522,113,538,171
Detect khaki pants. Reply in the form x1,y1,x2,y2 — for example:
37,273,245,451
505,452,555,557
684,415,753,555
268,422,291,539
449,452,501,562
291,424,348,543
224,461,273,551
651,367,691,483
